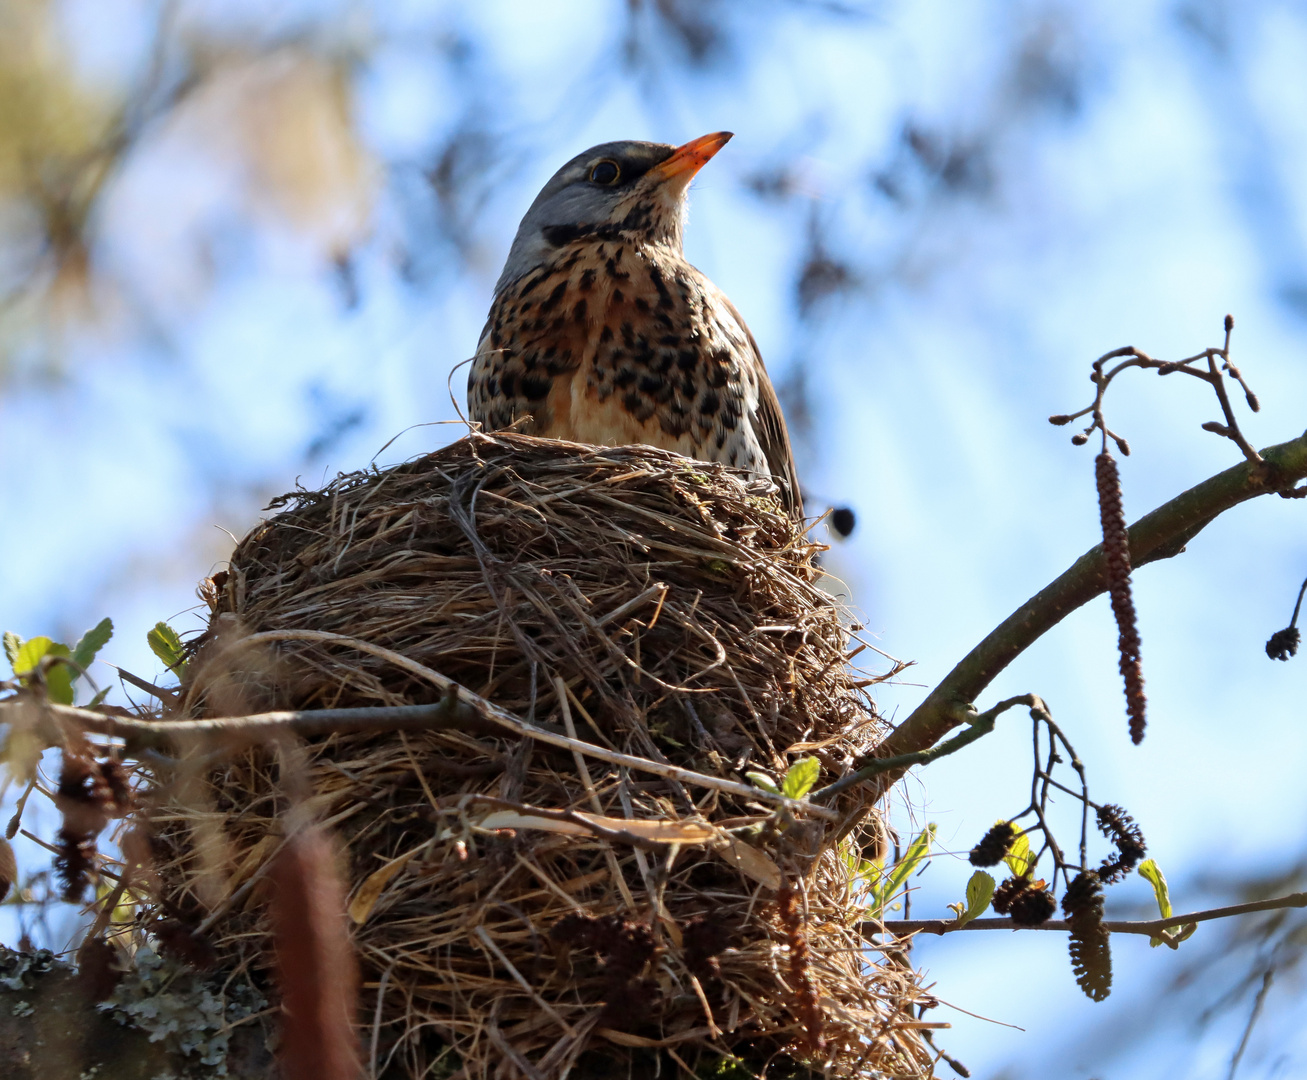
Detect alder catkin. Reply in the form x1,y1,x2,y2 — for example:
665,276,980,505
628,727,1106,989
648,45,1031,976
990,876,1026,916
1095,804,1147,867
1063,871,1111,1001
53,749,109,901
1095,451,1147,743
1266,627,1300,661
1008,885,1056,928
777,874,825,1055
968,822,1016,867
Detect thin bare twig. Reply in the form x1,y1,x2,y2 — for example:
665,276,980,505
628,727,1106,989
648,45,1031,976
1050,317,1264,467
1227,967,1275,1080
813,694,1044,802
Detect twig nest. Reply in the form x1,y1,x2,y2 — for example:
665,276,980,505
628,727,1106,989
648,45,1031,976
145,433,930,1079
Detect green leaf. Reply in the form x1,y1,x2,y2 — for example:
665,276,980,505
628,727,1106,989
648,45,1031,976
3,632,21,670
71,617,113,674
12,636,55,677
147,622,187,677
954,870,997,927
1138,858,1172,918
1138,857,1196,948
1003,829,1035,879
745,771,780,796
13,637,74,704
863,858,884,887
781,757,820,800
872,823,936,913
44,646,74,705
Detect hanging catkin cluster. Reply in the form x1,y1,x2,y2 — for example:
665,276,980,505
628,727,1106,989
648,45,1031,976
1095,451,1147,744
1062,871,1111,1001
53,744,131,902
968,822,1016,867
991,876,1056,927
1095,804,1147,884
777,874,825,1055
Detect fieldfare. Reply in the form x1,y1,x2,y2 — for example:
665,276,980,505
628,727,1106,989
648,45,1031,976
468,132,803,516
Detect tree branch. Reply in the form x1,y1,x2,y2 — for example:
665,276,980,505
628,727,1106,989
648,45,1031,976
862,430,1307,786
866,890,1307,938
812,694,1047,802
13,693,839,822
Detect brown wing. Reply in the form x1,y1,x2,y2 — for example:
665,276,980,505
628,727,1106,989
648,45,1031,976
718,294,804,518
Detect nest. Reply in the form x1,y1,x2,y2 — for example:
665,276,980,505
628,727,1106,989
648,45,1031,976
141,432,932,1079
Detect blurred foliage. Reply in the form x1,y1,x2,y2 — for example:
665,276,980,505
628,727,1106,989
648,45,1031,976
0,0,1098,438
145,619,186,679
0,0,118,328
4,617,112,707
0,0,373,367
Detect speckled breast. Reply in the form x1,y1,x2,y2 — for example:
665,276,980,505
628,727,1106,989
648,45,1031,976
469,238,768,473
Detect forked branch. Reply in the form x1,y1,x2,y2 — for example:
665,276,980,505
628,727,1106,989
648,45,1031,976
851,427,1307,796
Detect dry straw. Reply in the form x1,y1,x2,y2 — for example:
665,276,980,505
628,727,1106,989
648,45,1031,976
139,432,933,1079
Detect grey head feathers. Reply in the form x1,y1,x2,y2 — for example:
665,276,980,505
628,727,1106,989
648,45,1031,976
494,140,680,294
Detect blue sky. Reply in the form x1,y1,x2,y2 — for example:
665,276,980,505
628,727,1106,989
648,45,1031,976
2,1,1305,1075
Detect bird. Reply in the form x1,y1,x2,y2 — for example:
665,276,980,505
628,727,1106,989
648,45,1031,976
468,132,803,516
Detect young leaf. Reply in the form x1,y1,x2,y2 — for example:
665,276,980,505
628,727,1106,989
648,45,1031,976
1003,829,1035,879
72,617,114,673
3,631,21,670
954,870,997,927
781,756,820,800
861,858,884,891
147,622,187,677
12,636,54,676
13,638,75,704
43,645,75,706
873,823,936,914
1138,857,1196,948
1138,858,1172,918
745,771,780,796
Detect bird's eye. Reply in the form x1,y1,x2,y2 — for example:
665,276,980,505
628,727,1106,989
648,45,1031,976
589,160,621,185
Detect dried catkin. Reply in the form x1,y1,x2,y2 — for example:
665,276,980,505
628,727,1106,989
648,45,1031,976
968,822,1016,867
1063,871,1111,1001
53,749,110,901
1096,451,1147,743
777,874,825,1055
991,876,1056,926
1008,884,1057,927
1095,804,1146,867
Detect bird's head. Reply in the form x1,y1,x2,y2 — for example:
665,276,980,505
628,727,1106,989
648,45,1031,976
495,132,732,292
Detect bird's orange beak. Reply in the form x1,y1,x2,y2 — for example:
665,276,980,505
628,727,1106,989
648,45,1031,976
648,131,733,190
